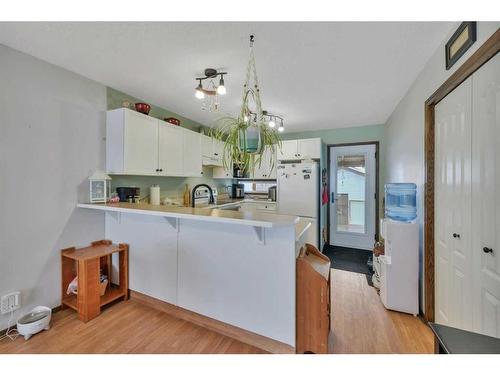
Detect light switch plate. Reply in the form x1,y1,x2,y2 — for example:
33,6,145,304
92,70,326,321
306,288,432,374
1,291,21,314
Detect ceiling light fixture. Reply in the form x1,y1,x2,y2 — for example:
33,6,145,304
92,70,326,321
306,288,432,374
258,110,284,131
195,79,205,99
194,68,227,112
268,116,276,128
278,119,285,132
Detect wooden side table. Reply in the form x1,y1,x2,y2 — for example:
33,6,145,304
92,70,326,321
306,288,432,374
61,240,129,322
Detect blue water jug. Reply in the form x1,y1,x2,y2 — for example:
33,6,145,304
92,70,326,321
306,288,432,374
385,183,417,222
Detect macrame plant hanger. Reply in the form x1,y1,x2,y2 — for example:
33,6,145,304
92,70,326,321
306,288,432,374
238,35,263,154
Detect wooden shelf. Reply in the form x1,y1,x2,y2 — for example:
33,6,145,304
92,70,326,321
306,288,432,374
62,285,126,312
61,240,129,322
100,285,126,307
62,294,77,311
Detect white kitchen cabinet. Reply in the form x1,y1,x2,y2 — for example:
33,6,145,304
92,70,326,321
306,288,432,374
107,108,203,177
213,139,225,164
251,146,277,179
277,138,322,160
279,140,300,160
158,122,184,176
239,201,277,212
213,165,232,179
201,134,224,167
298,138,322,159
182,128,203,177
107,108,159,175
201,134,213,157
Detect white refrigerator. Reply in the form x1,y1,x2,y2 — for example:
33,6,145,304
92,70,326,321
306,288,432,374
277,162,320,249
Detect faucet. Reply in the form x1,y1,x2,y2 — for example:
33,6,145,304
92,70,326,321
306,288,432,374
191,184,215,208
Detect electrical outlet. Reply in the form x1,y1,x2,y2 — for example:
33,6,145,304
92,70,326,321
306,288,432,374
0,291,21,314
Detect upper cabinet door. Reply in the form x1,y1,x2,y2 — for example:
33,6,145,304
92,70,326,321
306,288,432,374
298,138,321,159
158,122,184,176
213,139,225,166
182,129,203,177
278,140,298,160
123,110,159,175
267,146,277,179
253,146,276,179
201,134,213,158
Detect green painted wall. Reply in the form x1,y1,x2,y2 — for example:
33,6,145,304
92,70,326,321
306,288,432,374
107,87,210,133
280,124,385,245
280,123,385,145
106,87,232,200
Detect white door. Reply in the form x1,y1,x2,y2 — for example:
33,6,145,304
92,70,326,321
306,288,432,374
435,76,473,330
182,129,203,177
278,140,298,160
123,110,158,175
158,122,183,176
471,54,500,338
329,144,376,250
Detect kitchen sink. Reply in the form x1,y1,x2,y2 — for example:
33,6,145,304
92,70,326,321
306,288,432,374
217,205,241,211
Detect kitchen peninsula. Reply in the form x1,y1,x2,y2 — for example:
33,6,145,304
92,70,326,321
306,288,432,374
77,202,312,352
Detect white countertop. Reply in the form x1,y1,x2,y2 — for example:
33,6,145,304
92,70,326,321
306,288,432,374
77,202,299,228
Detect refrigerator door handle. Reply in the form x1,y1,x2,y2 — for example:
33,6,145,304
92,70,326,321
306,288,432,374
331,192,335,203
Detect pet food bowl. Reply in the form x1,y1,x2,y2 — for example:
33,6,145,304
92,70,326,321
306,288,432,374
17,306,51,340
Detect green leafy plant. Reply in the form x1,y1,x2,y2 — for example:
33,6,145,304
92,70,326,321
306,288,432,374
211,35,281,175
212,115,281,175
211,87,281,174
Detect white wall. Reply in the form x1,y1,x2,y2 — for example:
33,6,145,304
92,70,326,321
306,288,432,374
384,22,500,309
0,45,106,330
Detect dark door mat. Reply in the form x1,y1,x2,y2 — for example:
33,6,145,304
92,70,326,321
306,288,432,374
323,244,373,276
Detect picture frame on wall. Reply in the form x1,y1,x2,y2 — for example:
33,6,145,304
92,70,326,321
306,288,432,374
445,21,477,70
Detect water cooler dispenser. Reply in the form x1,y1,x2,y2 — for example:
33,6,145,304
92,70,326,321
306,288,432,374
378,183,419,315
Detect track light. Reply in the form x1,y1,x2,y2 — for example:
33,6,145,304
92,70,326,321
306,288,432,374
195,80,205,99
216,75,226,95
278,119,284,132
268,117,276,128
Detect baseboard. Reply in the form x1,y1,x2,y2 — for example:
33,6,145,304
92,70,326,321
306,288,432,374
129,290,295,354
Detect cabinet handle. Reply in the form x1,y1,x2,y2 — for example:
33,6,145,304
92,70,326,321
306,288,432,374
155,169,159,172
214,153,218,156
453,233,461,238
483,247,494,254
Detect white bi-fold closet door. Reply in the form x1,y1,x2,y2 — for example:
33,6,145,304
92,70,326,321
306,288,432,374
435,53,500,338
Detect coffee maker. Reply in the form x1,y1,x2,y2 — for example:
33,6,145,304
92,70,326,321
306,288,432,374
116,187,141,203
231,183,245,199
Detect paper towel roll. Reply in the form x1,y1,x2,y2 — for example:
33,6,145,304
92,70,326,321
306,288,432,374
150,185,160,205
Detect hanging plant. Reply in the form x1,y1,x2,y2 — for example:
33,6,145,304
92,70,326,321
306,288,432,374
212,35,281,174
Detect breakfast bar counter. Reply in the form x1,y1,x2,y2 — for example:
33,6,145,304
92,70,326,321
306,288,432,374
77,202,311,352
77,202,299,228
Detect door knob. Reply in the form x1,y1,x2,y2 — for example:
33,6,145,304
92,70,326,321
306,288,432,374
483,247,494,254
453,233,460,238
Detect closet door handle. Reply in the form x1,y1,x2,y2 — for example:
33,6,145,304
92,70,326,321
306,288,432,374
453,233,460,238
483,247,494,254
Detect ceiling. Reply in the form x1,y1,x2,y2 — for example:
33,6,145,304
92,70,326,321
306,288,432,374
0,22,454,132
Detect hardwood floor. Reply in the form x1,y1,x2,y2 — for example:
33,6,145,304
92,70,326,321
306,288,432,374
330,269,434,353
0,269,433,354
0,299,266,354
